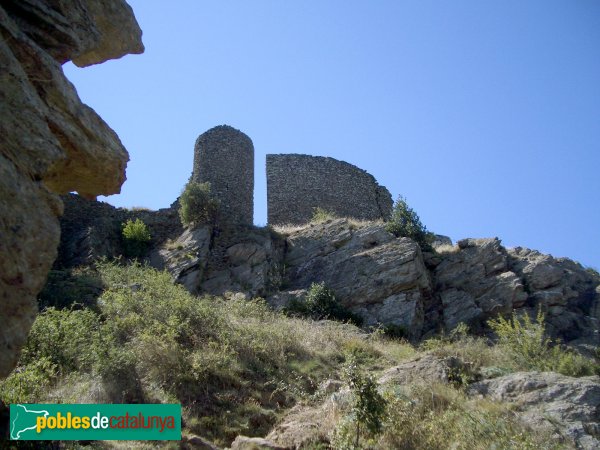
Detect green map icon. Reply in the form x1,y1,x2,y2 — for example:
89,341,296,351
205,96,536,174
10,404,49,440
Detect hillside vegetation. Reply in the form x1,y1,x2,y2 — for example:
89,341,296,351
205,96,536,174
1,262,598,448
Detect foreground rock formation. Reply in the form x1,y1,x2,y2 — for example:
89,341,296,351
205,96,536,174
468,372,600,449
0,0,143,377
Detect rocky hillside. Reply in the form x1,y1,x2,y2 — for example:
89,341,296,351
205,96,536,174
19,194,596,448
2,259,599,449
57,194,600,350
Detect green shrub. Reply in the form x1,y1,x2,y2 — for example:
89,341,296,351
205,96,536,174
38,268,103,310
333,356,387,448
20,307,103,375
311,207,337,223
373,384,561,450
0,357,57,404
121,218,152,257
385,195,434,251
488,310,598,377
286,282,362,325
179,181,219,227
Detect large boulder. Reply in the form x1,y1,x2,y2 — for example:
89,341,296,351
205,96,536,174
378,353,472,386
0,0,143,377
508,247,600,344
197,225,286,298
280,219,432,337
468,372,600,449
434,238,528,331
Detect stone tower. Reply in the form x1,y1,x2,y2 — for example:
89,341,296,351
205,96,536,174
192,125,254,224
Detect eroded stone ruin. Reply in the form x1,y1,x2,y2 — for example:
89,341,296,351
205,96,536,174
192,125,254,225
266,154,393,225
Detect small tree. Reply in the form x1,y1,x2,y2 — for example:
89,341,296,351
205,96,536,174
178,181,219,227
343,356,387,447
385,195,434,251
121,219,151,258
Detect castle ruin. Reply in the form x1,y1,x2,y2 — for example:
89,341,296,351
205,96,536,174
191,125,392,226
192,125,254,224
266,154,393,225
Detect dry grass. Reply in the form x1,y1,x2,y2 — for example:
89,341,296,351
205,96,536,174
271,217,382,236
434,243,460,254
270,222,312,235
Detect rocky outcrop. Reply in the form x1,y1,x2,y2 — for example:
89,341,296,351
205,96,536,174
278,218,432,337
508,247,600,344
468,372,600,449
0,1,143,377
433,238,528,331
430,238,600,345
378,354,471,386
54,200,600,346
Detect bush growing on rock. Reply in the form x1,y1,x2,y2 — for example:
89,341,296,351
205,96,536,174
488,310,599,377
121,218,152,257
179,181,219,227
311,207,337,223
286,281,362,325
385,195,434,251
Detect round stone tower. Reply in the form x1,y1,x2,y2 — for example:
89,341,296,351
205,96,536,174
192,125,254,224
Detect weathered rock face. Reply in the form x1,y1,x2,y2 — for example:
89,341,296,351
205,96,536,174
188,225,285,299
278,219,432,337
431,239,600,345
378,354,471,386
3,0,143,68
508,247,600,345
0,1,143,377
468,372,600,449
433,238,528,331
155,227,212,294
55,199,600,346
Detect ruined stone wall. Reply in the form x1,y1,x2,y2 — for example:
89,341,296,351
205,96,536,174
192,125,254,224
266,154,393,225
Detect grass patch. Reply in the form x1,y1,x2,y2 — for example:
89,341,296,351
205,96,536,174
311,207,338,223
488,310,599,377
1,262,400,446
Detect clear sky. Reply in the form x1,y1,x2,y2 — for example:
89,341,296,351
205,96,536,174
63,0,600,269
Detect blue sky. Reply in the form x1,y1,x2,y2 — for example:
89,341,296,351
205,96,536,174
63,0,600,268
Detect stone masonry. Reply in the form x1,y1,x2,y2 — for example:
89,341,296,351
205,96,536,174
266,154,393,225
192,125,254,224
